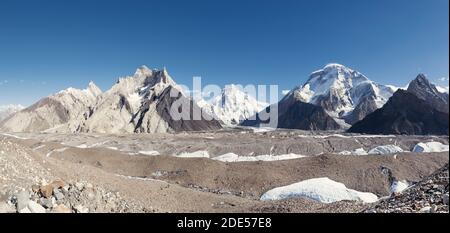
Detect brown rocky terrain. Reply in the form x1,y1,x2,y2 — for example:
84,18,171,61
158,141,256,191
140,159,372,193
0,130,448,213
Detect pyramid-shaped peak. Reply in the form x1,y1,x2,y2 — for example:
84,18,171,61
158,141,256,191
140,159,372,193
414,73,430,83
408,74,434,91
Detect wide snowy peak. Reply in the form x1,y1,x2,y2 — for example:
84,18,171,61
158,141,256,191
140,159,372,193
75,66,221,133
1,65,221,133
290,63,395,125
198,84,269,125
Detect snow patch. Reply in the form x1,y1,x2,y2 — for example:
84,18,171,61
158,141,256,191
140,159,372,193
412,142,449,153
260,177,378,203
338,148,368,155
175,151,210,158
368,145,404,155
212,153,306,162
139,150,160,156
76,144,88,149
115,174,168,184
390,180,409,194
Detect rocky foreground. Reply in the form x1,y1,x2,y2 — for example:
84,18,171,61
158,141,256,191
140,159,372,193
365,163,449,213
0,180,138,213
0,132,449,213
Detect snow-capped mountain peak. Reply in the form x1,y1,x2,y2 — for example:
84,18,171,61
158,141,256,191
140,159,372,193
134,65,153,78
291,63,395,125
198,84,268,125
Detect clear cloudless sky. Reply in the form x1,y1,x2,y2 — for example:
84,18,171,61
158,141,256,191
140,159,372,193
0,0,448,105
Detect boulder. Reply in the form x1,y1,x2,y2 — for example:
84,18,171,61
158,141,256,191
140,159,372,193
39,185,53,198
27,201,46,213
16,191,30,211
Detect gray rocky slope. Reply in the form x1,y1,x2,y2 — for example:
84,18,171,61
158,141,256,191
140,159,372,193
0,66,221,133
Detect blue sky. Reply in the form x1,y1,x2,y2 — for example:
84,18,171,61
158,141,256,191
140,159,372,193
0,0,448,106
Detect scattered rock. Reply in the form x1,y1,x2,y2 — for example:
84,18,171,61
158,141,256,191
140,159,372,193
31,185,40,193
50,180,65,189
365,164,449,213
40,198,53,208
53,189,64,201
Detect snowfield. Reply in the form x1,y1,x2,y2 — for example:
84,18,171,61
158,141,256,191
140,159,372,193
260,177,378,203
212,153,306,162
390,180,410,194
338,145,404,156
172,151,307,162
175,151,210,158
413,142,449,153
368,145,404,155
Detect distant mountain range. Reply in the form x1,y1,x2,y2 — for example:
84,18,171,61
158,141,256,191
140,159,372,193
0,66,221,133
0,104,24,121
1,64,448,135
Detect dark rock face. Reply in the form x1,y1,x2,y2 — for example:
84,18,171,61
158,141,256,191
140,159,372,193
348,90,449,135
241,95,341,130
407,74,449,114
153,86,222,132
344,96,379,125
